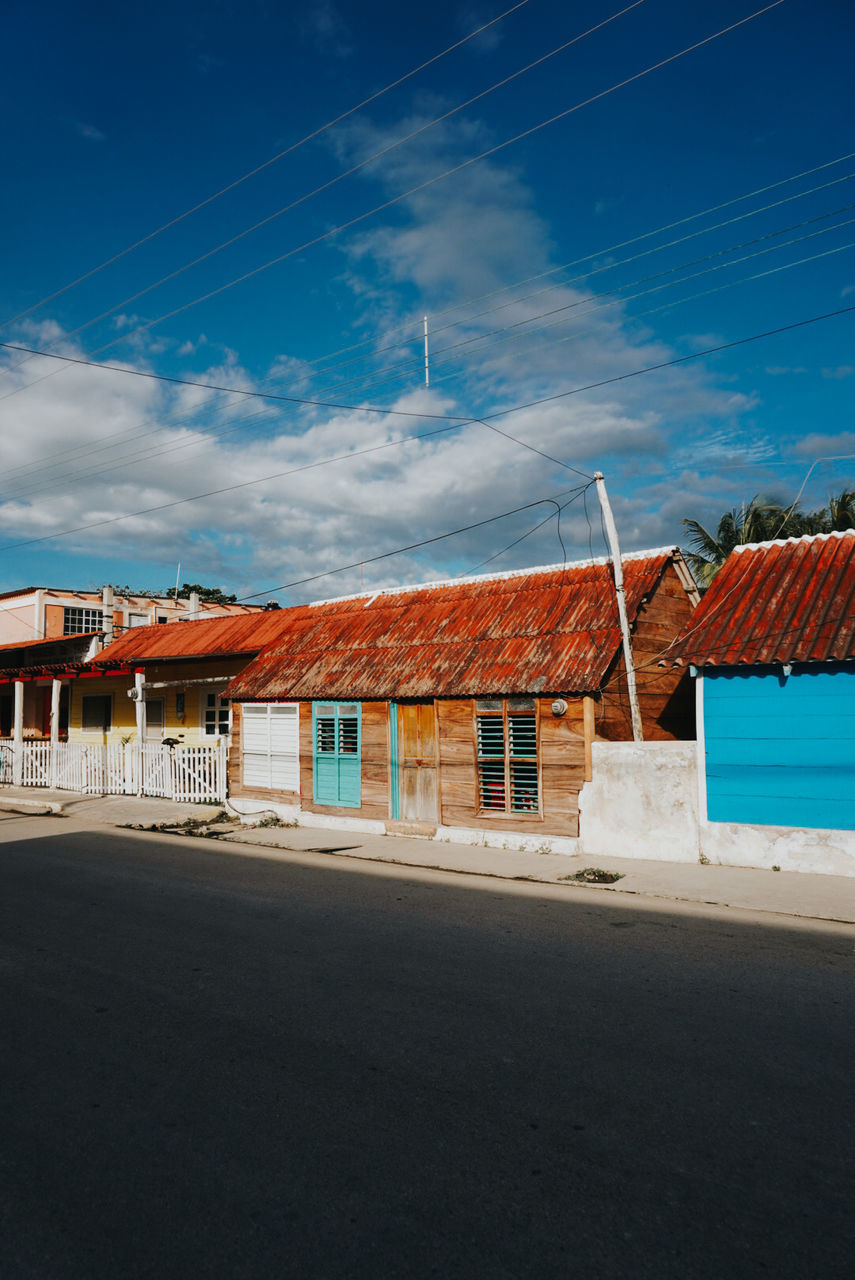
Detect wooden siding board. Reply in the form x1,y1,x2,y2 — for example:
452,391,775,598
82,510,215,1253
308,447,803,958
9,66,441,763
437,696,583,837
704,663,855,830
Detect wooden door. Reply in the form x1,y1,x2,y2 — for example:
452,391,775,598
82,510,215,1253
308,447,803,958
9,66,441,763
398,702,438,823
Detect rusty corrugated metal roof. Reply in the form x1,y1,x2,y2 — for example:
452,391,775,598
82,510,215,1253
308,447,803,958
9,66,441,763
0,632,100,656
225,551,683,701
87,612,293,666
666,531,855,667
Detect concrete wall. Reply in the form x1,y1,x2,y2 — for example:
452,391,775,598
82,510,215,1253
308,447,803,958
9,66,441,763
579,740,855,876
579,742,700,863
700,817,855,876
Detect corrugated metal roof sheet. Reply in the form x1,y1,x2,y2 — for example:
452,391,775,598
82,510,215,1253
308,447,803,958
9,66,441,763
225,551,681,701
666,531,855,667
87,612,293,666
0,632,99,655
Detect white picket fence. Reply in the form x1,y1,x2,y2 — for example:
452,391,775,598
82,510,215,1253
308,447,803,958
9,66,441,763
0,739,227,803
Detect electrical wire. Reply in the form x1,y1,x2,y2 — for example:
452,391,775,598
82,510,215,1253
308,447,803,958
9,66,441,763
234,488,590,602
4,144,850,492
0,0,531,334
2,298,854,557
0,0,783,407
0,2,644,387
6,197,852,507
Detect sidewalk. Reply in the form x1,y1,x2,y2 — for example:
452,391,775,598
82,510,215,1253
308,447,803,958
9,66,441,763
1,786,853,925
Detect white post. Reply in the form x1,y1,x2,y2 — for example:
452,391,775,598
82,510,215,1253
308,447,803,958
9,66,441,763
134,671,146,796
13,680,24,786
189,591,200,620
594,472,643,743
50,678,61,789
102,585,114,646
423,315,430,388
34,589,44,639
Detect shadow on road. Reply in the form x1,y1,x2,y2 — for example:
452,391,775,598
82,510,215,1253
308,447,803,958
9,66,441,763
1,826,853,1279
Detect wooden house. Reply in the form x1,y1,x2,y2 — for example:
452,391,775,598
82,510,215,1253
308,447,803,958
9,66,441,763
665,530,855,844
224,551,699,845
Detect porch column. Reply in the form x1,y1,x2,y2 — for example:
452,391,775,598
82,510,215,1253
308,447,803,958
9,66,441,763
134,670,146,797
134,671,147,741
50,679,61,744
50,678,62,789
12,680,24,786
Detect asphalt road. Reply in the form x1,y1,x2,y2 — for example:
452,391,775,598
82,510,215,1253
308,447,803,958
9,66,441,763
1,815,853,1279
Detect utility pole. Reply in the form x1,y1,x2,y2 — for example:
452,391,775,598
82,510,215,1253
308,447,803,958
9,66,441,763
594,471,643,743
423,315,430,388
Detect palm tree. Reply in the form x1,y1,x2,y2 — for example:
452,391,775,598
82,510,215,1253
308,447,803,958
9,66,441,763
682,497,793,586
682,489,855,584
826,488,855,531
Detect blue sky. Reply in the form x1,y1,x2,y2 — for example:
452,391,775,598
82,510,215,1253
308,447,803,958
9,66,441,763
1,0,853,602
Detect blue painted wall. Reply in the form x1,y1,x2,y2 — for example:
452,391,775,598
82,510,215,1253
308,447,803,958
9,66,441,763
703,662,855,831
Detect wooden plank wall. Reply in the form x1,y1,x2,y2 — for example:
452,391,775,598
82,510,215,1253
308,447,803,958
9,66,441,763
230,700,390,816
228,701,301,804
302,700,390,819
436,696,586,837
596,563,696,742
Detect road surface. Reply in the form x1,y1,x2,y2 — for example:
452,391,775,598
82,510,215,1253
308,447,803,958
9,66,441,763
1,815,853,1278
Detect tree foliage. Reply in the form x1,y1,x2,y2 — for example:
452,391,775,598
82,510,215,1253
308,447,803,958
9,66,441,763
164,582,237,604
682,490,855,586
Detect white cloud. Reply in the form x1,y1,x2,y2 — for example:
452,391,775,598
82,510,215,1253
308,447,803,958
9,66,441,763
74,121,105,142
0,115,770,599
300,1,352,58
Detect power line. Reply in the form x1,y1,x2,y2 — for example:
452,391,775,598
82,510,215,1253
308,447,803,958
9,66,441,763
267,162,855,391
2,299,853,553
302,207,855,401
0,0,783,408
459,486,593,577
235,488,590,602
0,2,644,387
0,0,531,334
253,146,855,387
6,189,849,507
4,144,848,492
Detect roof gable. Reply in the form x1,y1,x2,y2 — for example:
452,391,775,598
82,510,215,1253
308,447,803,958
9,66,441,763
666,530,855,667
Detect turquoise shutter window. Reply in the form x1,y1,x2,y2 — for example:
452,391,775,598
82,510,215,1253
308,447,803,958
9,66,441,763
312,701,361,808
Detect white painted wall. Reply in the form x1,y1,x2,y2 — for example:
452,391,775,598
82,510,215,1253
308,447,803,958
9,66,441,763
579,742,699,863
700,819,855,877
579,740,855,876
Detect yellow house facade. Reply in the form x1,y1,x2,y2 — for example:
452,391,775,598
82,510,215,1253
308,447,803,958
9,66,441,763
66,611,294,748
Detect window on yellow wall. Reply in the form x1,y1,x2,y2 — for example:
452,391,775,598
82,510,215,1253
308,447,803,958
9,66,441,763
204,693,230,736
82,694,112,733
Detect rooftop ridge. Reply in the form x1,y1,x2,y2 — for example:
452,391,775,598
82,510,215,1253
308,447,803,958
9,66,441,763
308,546,678,608
731,529,855,554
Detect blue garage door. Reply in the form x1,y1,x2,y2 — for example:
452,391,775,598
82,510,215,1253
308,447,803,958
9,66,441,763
704,663,855,831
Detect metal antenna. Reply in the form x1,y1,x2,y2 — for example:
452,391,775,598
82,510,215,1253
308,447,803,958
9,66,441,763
423,315,430,388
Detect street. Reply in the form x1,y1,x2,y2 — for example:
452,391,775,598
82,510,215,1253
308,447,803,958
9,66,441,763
1,814,853,1278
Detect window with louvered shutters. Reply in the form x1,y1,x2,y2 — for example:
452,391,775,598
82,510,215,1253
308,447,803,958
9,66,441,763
313,702,361,807
475,699,539,814
242,703,299,791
